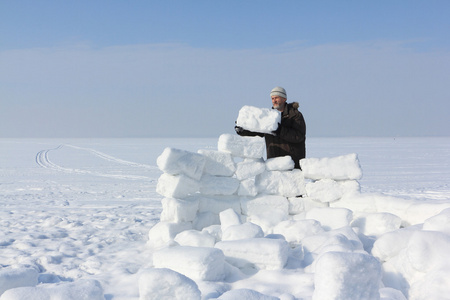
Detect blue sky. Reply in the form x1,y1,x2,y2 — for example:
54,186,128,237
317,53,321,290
1,0,449,137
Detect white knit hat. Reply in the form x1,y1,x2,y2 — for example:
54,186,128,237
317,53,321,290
270,86,287,99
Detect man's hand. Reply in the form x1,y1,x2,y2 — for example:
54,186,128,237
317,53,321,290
235,126,244,135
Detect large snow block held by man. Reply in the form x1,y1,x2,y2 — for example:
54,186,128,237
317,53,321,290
215,238,289,270
157,147,205,180
153,246,228,281
235,105,281,134
139,268,201,300
312,251,382,300
218,134,265,159
300,153,363,181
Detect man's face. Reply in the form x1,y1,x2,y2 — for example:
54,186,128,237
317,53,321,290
272,96,286,111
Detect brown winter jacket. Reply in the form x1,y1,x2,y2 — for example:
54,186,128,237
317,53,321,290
237,102,306,169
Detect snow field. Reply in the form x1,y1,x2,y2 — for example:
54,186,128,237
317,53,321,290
1,134,450,299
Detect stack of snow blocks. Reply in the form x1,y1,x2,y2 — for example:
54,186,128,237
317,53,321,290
143,135,383,299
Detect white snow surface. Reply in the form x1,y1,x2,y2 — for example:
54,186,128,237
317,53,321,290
1,137,450,300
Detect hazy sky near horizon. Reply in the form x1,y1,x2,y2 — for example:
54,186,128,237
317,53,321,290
1,0,449,138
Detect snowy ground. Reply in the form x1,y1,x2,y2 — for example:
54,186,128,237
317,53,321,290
1,137,449,299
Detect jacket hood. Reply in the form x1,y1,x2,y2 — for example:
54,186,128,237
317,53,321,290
291,102,299,109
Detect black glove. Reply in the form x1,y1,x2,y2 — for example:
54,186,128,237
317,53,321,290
272,123,282,136
235,126,244,135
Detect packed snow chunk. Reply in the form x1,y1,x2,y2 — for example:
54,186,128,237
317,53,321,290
351,212,402,237
371,227,419,262
374,230,450,298
196,195,242,215
379,287,407,300
219,208,241,232
160,197,199,223
198,149,236,177
222,222,264,241
423,207,450,235
300,153,363,181
0,279,104,300
256,169,306,197
157,147,205,180
202,225,223,243
139,268,201,300
153,246,228,281
405,201,450,227
235,159,266,180
218,134,265,159
273,219,325,246
302,227,365,268
241,195,289,217
174,230,216,247
305,179,344,203
156,173,199,198
313,251,382,300
218,288,279,300
238,178,258,197
305,207,353,231
147,222,192,249
236,105,281,134
265,155,295,171
287,196,328,215
0,267,38,296
215,238,289,270
199,175,239,196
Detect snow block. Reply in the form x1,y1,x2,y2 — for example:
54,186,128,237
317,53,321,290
174,230,216,248
265,155,295,171
147,222,192,249
139,268,201,300
256,169,306,197
222,223,264,241
423,207,450,235
305,179,345,203
313,251,382,300
237,178,258,197
0,267,38,296
287,196,328,215
153,246,228,281
235,159,266,181
218,134,265,159
305,207,353,231
199,175,239,196
241,195,289,217
273,219,325,246
351,212,402,237
215,238,289,270
300,153,363,181
198,149,236,177
0,279,104,300
235,105,281,134
160,197,199,223
156,173,199,198
157,147,205,180
196,195,242,215
219,208,241,232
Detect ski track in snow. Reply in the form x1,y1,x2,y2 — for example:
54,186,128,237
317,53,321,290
36,144,158,181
